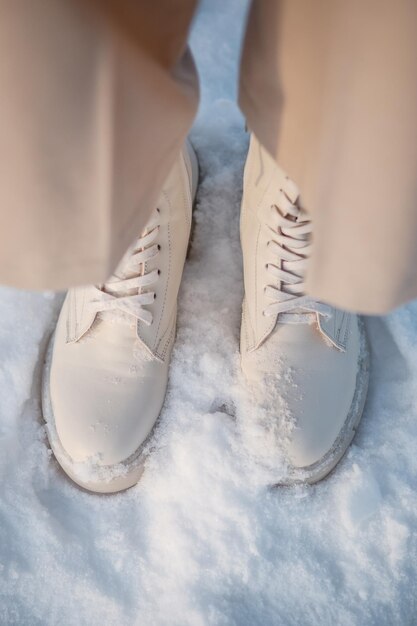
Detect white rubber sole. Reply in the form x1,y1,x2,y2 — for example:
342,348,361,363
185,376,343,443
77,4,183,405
275,317,371,486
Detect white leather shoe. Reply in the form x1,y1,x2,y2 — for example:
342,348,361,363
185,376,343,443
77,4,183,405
42,141,198,493
240,135,370,484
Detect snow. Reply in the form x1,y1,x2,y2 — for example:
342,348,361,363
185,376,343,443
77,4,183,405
1,1,417,624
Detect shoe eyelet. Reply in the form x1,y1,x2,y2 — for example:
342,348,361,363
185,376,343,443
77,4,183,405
157,269,161,275
154,293,157,300
157,244,161,251
156,207,160,213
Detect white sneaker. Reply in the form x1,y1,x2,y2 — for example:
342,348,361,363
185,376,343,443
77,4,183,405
240,135,370,484
42,141,198,493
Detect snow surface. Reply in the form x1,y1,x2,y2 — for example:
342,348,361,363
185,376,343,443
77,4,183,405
1,1,417,624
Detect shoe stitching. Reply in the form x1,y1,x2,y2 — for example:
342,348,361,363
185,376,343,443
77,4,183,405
154,194,172,349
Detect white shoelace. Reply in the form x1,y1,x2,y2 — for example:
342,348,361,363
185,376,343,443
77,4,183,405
263,179,331,320
88,208,161,326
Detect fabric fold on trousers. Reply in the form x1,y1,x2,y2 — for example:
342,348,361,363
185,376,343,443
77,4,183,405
240,0,417,314
1,0,417,314
0,0,199,290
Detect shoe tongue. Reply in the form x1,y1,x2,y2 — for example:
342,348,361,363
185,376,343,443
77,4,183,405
278,206,310,316
278,310,316,325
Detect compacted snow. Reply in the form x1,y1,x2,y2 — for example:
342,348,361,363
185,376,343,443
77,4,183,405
1,1,416,624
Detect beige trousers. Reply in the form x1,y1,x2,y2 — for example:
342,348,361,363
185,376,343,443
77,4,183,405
0,0,416,314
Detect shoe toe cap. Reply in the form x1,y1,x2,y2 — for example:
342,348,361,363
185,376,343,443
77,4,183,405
48,338,167,466
241,319,365,473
